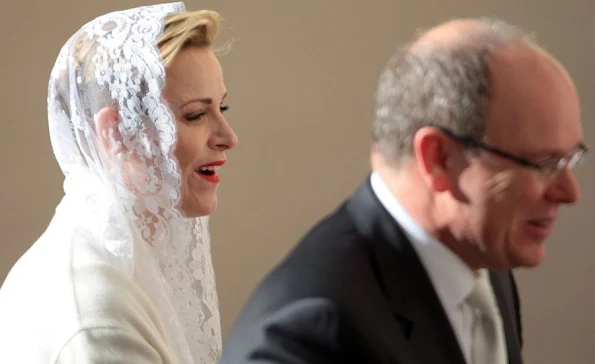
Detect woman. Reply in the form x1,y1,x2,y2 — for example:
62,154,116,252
0,2,237,363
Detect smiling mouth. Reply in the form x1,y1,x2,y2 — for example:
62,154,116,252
195,163,223,184
525,219,555,239
529,220,552,227
197,165,220,176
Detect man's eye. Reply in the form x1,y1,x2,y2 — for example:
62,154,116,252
536,158,558,171
220,105,230,113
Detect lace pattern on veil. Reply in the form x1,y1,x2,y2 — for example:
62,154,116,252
47,2,221,362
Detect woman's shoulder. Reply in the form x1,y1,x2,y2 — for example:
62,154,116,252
0,221,166,361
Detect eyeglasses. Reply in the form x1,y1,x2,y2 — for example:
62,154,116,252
432,125,588,179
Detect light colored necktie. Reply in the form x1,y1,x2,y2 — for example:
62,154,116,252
467,269,508,364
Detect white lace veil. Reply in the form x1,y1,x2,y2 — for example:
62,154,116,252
47,2,221,363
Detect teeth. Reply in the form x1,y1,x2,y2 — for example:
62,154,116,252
199,165,220,172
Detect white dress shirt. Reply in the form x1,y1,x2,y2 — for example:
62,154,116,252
370,172,476,364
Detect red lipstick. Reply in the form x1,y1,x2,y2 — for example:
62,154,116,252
195,160,225,184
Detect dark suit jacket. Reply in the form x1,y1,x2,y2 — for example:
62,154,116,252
219,177,523,364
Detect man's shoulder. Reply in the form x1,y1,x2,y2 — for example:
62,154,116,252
281,201,369,271
244,201,379,313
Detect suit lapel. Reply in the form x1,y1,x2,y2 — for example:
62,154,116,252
490,271,523,364
347,177,467,364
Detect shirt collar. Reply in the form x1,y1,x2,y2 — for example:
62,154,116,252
370,172,475,310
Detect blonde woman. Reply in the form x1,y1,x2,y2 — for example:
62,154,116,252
0,2,237,363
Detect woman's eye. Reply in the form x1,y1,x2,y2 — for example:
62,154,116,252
184,105,228,122
185,111,206,122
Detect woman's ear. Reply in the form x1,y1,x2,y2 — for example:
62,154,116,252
94,107,122,159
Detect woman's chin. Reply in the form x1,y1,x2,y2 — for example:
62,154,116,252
180,194,218,218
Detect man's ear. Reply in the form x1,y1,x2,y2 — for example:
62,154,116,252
94,107,121,159
413,126,452,193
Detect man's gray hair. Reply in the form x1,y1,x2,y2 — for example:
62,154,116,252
372,18,536,165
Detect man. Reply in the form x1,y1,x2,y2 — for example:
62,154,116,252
219,18,586,364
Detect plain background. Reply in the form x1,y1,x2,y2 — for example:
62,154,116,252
1,0,594,362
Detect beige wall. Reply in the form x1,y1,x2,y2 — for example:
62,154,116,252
1,0,594,362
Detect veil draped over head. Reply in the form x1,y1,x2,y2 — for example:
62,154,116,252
47,2,221,362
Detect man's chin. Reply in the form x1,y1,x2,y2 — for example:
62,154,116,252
510,245,546,269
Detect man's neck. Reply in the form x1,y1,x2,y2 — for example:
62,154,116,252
373,163,482,272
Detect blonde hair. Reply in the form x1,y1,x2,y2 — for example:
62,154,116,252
157,10,220,67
